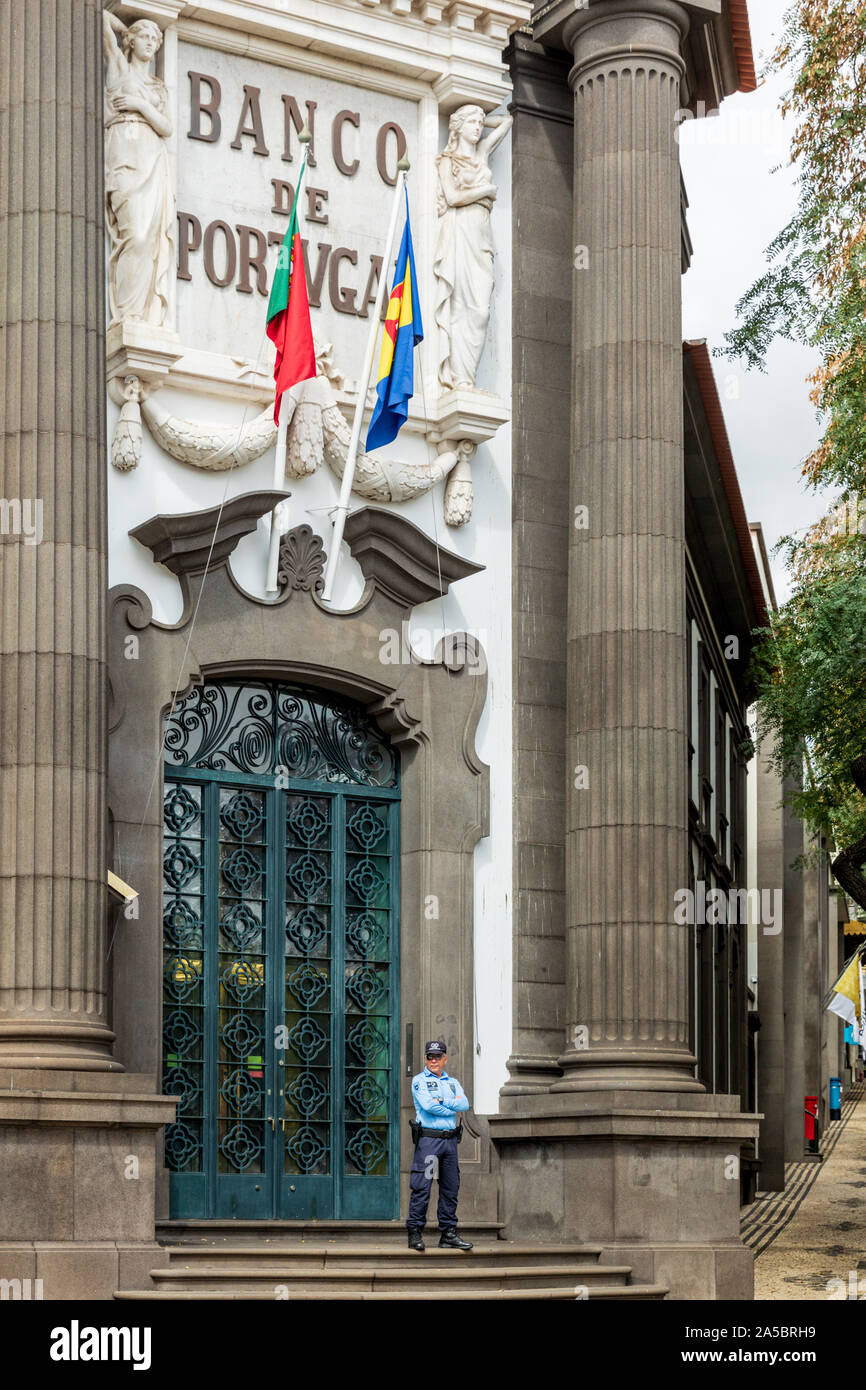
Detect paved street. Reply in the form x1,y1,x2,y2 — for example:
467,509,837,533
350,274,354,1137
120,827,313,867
743,1083,866,1300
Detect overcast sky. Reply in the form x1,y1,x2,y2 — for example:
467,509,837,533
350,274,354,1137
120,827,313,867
679,0,830,600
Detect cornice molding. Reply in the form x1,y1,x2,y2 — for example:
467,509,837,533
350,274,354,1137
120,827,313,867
129,490,289,576
113,0,533,111
343,505,485,609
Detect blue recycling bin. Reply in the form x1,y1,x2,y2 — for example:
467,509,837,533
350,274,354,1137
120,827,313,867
830,1076,842,1121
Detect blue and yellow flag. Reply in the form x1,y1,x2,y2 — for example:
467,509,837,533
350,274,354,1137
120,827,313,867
366,192,423,453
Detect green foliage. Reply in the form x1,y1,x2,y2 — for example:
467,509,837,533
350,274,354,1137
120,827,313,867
726,2,866,892
750,535,866,859
722,0,866,493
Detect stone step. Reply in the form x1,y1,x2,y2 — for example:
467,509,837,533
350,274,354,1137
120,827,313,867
116,1284,669,1301
145,1262,632,1293
122,1228,669,1301
158,1241,609,1270
156,1219,505,1246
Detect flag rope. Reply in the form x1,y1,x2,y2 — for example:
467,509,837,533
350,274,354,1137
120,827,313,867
417,350,484,1060
321,160,409,603
112,322,274,954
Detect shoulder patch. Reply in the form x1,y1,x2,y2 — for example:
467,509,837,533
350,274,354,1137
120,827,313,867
413,1081,420,1090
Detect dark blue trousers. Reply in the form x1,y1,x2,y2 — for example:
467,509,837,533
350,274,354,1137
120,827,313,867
406,1135,460,1230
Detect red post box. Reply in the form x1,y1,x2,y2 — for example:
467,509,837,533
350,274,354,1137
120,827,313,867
805,1095,818,1152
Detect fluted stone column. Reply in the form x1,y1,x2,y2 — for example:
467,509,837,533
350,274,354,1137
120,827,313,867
552,0,699,1092
0,0,118,1069
756,741,786,1190
491,1,760,1297
782,775,806,1160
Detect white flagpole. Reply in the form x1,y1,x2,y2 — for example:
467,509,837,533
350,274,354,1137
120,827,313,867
265,407,290,592
265,129,312,594
321,156,409,604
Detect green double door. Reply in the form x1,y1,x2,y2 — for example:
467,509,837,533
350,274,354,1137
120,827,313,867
160,680,400,1221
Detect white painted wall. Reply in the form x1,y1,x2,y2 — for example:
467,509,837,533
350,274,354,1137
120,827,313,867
106,17,513,1115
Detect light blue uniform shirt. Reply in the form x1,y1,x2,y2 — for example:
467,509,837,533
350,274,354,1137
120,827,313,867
411,1066,470,1131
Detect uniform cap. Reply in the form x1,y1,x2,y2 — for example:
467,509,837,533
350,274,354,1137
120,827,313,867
424,1040,446,1057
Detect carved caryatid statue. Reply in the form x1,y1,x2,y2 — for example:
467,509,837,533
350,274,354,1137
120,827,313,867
103,12,173,329
434,105,512,391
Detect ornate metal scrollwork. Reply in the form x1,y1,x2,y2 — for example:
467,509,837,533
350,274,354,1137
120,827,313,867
164,784,199,834
346,803,388,850
286,905,327,954
165,680,398,788
219,1068,262,1115
164,1009,202,1054
346,963,387,1010
288,1016,329,1063
347,858,386,904
162,684,397,1202
288,1072,329,1119
222,1012,262,1058
164,1122,201,1171
163,1065,201,1113
347,912,386,958
347,1074,386,1119
163,842,199,891
220,1122,263,1172
220,902,262,952
288,797,329,846
288,961,329,1010
287,1124,328,1174
346,1018,388,1064
163,899,202,948
288,852,329,900
346,1125,386,1175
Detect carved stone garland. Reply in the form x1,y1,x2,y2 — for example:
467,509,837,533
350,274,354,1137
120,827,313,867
104,15,511,529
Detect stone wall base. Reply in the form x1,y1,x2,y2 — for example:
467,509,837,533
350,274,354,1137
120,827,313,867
0,1071,175,1300
398,1168,500,1225
489,1090,760,1300
0,1243,167,1301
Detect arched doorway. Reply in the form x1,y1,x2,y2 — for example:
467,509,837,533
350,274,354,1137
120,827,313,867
160,679,400,1220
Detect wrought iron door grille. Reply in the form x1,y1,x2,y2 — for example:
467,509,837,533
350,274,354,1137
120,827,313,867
161,681,399,1220
284,792,333,1177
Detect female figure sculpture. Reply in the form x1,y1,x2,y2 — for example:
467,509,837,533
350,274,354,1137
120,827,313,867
103,12,173,328
434,105,512,391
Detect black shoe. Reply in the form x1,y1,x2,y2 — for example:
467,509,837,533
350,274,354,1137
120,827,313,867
407,1227,425,1252
438,1228,473,1250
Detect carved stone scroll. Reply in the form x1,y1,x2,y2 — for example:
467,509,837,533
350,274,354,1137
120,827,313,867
111,375,145,471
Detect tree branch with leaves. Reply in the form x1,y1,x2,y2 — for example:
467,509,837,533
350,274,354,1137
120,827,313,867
726,1,866,910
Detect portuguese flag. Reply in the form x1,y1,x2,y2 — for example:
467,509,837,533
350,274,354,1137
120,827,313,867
266,167,316,423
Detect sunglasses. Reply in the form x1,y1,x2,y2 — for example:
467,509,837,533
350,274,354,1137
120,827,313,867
426,1053,443,1060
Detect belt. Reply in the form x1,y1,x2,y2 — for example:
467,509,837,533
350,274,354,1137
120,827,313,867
418,1125,459,1139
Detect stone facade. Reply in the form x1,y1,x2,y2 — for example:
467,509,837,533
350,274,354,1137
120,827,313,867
107,499,498,1224
3,0,838,1305
0,0,176,1300
492,1,764,1300
504,33,573,1099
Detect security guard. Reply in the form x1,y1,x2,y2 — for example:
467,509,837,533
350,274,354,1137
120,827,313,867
406,1040,473,1252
